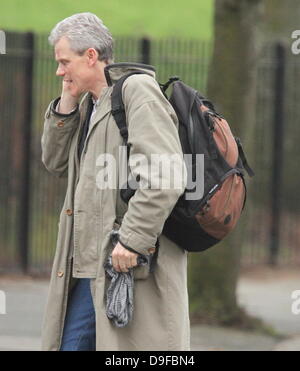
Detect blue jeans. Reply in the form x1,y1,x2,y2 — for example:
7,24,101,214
60,278,96,351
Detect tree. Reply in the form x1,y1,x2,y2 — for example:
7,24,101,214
188,0,263,326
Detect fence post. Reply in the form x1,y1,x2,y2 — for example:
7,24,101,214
140,37,151,65
269,43,286,266
19,32,34,273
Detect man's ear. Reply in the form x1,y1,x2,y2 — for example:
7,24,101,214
86,48,98,66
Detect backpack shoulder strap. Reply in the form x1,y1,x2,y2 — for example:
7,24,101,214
111,71,145,145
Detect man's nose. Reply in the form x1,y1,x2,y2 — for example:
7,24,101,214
56,65,65,76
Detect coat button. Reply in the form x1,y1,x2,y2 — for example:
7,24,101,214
66,209,73,216
57,271,64,277
148,247,156,254
57,121,64,127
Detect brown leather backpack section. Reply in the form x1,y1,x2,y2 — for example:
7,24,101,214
195,105,246,240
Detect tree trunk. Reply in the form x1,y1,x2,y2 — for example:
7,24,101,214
188,0,263,325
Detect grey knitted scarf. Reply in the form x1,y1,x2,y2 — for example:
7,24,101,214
104,252,149,328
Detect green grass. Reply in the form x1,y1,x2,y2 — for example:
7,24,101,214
0,0,213,40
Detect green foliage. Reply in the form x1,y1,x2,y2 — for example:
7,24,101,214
0,0,213,40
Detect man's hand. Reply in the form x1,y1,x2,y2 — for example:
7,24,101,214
111,242,138,273
57,79,80,114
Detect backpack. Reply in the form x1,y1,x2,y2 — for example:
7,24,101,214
111,67,254,252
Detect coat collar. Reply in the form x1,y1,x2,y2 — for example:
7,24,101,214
104,62,156,86
77,63,156,157
87,87,111,128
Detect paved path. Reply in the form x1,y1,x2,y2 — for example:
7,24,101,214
0,267,300,351
237,267,300,335
236,267,300,351
0,278,46,351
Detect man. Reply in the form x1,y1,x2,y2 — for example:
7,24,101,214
41,12,189,351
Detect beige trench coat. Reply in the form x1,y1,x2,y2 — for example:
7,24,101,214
41,63,190,351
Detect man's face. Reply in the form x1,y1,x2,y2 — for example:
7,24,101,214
55,37,93,97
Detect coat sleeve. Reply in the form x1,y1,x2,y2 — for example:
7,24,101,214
41,98,80,177
118,74,187,256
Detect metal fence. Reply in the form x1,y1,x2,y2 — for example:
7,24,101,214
243,42,300,267
0,31,299,275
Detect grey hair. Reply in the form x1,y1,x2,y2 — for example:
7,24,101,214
48,12,114,63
